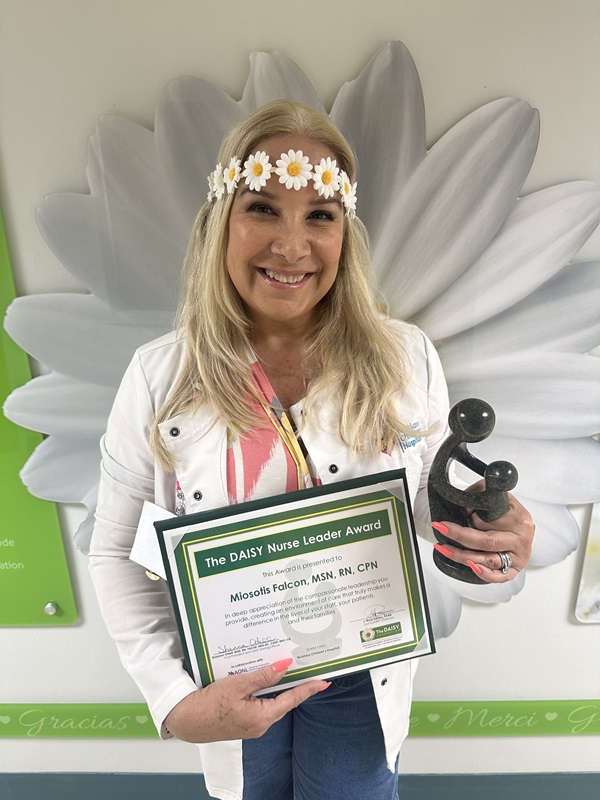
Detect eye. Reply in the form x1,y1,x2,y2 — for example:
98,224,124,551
309,209,336,221
248,202,274,215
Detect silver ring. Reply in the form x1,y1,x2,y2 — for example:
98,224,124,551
498,551,512,574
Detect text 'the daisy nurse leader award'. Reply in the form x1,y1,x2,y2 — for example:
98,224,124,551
428,398,518,585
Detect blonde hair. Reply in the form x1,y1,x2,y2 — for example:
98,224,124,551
150,100,414,470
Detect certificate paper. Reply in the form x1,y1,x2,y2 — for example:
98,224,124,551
156,470,434,693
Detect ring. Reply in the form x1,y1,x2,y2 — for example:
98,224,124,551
498,551,512,574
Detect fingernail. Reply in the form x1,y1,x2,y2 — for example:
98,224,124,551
467,560,483,576
272,658,294,673
434,543,453,559
431,521,449,535
319,681,332,692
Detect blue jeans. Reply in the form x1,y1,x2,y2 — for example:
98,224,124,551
241,671,399,800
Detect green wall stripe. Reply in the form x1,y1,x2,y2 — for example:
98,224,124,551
1,699,599,738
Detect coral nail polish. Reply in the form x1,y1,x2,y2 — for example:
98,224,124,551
467,560,483,576
431,521,449,535
434,543,453,559
273,658,294,673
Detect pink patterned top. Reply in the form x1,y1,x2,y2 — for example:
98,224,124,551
226,362,320,504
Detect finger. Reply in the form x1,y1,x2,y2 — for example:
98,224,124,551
265,679,331,724
434,542,511,572
432,520,529,563
466,561,520,584
231,658,295,697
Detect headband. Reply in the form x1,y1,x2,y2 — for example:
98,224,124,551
207,149,357,218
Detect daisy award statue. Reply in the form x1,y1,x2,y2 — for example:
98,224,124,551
428,398,519,585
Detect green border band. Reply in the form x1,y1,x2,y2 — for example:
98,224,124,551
0,700,598,737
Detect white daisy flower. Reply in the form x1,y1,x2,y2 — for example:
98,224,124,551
275,149,313,190
340,171,357,218
242,150,272,191
211,163,225,199
224,157,241,193
313,157,341,198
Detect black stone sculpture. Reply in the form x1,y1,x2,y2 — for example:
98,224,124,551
428,398,518,584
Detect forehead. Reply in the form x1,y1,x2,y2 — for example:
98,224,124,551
251,134,337,165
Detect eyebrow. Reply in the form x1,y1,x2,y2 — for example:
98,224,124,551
238,187,343,209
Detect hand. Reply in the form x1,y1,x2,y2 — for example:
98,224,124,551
432,484,535,583
164,659,329,742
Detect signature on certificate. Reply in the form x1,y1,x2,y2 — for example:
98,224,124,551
217,636,278,655
364,604,394,624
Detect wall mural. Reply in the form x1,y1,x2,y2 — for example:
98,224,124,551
3,42,600,641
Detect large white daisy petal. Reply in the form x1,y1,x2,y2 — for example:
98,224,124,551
4,373,116,436
447,353,600,438
330,41,426,241
4,294,173,386
520,499,580,565
74,484,100,552
19,435,101,504
418,183,600,339
240,51,326,113
437,260,600,364
155,77,242,225
37,116,188,310
373,98,539,318
469,436,600,504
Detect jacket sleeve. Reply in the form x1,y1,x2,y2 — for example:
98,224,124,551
88,351,197,736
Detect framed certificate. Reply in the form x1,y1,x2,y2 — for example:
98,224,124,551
155,469,434,693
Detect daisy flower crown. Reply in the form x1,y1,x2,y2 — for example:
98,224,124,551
207,149,358,219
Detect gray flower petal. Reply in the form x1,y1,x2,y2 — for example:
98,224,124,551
37,116,188,311
4,373,116,436
373,97,539,318
4,294,172,386
515,498,579,566
19,435,101,503
73,484,99,553
240,51,326,113
419,183,600,339
330,41,426,241
448,353,600,438
470,436,600,504
437,260,600,364
155,77,242,226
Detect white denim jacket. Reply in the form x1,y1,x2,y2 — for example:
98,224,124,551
89,320,449,800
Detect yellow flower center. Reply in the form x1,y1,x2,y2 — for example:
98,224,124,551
228,168,236,181
322,170,332,186
253,163,264,177
287,162,301,177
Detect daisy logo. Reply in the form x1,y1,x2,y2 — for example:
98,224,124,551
361,622,402,643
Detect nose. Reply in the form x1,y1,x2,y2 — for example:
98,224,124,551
270,218,311,263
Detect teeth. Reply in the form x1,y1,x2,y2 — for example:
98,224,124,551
264,269,306,284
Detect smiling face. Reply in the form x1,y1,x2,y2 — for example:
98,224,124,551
226,134,345,338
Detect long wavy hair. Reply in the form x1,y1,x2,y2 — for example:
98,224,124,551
150,100,414,470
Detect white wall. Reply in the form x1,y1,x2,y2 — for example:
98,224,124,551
1,0,599,775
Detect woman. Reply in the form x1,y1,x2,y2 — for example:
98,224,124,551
90,99,534,800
